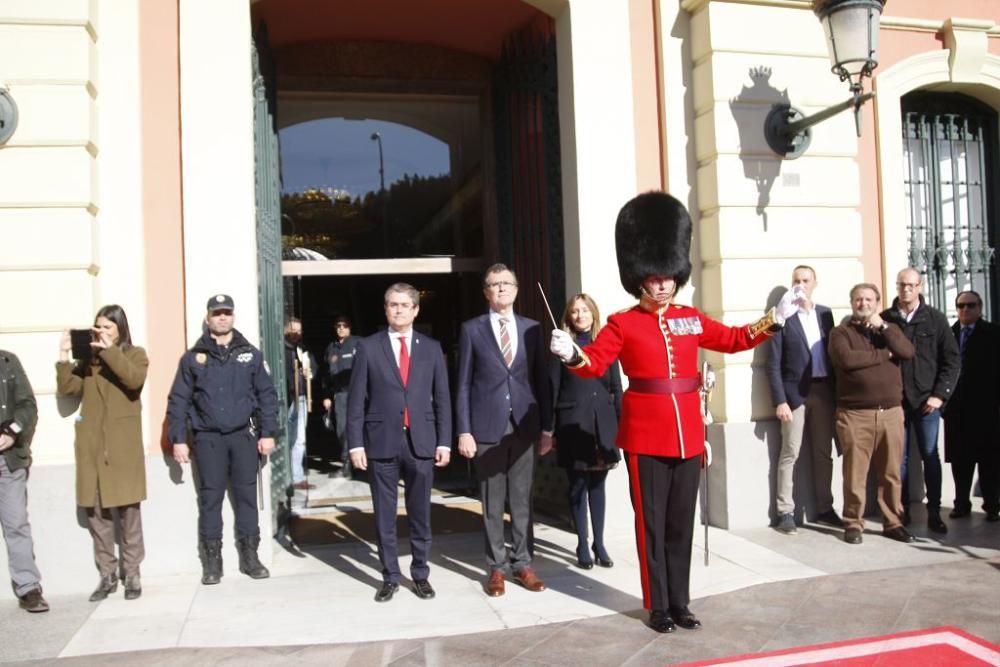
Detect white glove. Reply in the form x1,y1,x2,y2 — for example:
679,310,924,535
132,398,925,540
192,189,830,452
703,441,713,467
774,285,804,324
550,329,575,362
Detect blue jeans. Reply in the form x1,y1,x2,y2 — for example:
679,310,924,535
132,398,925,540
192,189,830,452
901,407,942,511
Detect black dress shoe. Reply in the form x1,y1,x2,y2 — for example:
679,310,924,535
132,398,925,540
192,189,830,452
670,607,702,630
648,610,676,633
577,559,594,570
412,579,435,599
844,528,863,544
986,511,999,523
374,582,399,603
949,506,971,519
882,526,916,543
927,512,947,534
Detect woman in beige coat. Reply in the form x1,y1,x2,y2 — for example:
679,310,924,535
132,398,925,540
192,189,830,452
56,305,148,601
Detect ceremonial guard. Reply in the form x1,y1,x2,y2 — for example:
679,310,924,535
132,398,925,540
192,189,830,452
551,192,798,634
167,295,279,585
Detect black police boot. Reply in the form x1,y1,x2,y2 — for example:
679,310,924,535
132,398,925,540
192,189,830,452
237,535,270,579
199,539,223,585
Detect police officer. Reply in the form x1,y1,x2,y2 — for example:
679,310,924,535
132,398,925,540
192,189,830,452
167,295,279,585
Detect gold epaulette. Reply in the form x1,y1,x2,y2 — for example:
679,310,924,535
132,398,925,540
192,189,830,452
748,307,781,339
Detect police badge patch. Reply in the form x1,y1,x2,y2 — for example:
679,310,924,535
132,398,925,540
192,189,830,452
195,352,207,365
237,352,253,364
666,316,703,335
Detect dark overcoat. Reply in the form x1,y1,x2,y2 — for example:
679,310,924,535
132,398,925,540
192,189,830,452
944,320,1000,462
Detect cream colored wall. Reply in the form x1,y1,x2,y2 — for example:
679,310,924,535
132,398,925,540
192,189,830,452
0,0,148,455
683,0,866,423
179,0,261,346
555,0,641,316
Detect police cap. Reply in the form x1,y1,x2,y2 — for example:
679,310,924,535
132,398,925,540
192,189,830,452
206,294,235,312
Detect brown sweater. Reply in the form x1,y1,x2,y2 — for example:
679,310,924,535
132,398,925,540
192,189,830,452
828,321,915,409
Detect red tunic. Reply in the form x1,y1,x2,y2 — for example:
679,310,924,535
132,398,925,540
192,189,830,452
569,299,772,460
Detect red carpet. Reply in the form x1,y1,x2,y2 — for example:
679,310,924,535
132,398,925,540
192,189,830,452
674,627,1000,666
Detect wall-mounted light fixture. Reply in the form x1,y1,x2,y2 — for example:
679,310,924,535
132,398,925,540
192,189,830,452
764,0,886,159
0,87,18,145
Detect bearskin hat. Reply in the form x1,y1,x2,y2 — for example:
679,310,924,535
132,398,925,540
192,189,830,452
615,191,693,298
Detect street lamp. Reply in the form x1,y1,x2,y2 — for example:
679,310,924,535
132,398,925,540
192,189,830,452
764,0,886,159
370,131,389,255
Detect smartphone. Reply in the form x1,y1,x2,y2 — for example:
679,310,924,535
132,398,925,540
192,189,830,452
70,329,93,360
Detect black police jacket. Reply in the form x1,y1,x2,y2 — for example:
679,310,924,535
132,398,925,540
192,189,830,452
166,329,279,442
881,297,960,412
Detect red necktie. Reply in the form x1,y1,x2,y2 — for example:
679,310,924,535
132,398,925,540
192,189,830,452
399,335,410,428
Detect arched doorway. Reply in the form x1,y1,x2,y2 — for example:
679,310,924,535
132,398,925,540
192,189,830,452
250,0,566,532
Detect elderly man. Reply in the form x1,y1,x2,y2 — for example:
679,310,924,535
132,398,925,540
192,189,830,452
456,263,551,597
881,268,959,533
829,283,915,545
943,290,1000,522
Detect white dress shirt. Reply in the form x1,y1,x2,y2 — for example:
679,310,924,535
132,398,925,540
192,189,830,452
797,307,828,379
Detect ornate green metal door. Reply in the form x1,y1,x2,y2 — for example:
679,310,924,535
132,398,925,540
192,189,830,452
252,32,291,535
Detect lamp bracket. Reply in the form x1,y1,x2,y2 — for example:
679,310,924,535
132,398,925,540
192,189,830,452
764,91,875,159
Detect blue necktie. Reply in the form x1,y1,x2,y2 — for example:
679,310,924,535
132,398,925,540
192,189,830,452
960,327,971,359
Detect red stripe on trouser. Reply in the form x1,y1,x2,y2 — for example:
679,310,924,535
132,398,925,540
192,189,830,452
627,452,651,610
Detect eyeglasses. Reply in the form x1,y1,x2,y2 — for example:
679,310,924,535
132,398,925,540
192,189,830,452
896,282,920,289
956,302,980,309
485,281,518,289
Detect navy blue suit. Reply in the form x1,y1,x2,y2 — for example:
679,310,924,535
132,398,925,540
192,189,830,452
765,305,838,519
456,312,549,572
347,330,451,584
765,305,834,410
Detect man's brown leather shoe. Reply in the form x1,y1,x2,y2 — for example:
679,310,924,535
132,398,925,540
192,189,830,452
512,567,546,592
484,570,505,597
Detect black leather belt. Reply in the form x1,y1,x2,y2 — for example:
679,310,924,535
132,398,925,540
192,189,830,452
628,377,700,395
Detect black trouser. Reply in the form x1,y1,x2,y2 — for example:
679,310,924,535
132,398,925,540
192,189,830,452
334,391,349,465
952,451,1000,515
475,423,535,573
626,452,700,613
193,429,260,540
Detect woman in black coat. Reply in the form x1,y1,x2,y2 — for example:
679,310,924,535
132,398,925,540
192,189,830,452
547,294,623,569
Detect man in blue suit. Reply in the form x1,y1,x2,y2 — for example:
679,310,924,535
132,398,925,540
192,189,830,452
347,283,452,602
765,265,842,533
456,263,552,596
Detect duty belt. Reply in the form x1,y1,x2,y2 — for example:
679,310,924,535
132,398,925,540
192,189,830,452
628,377,700,395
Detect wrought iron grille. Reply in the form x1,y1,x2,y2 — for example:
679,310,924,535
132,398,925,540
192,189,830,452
903,95,998,321
253,31,291,535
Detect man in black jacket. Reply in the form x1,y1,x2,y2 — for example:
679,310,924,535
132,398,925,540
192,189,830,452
944,290,1000,521
881,268,960,533
0,351,47,612
168,295,280,584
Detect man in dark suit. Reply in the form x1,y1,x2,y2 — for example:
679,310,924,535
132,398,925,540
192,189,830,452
766,265,842,533
456,263,552,597
347,283,452,602
944,290,1000,522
